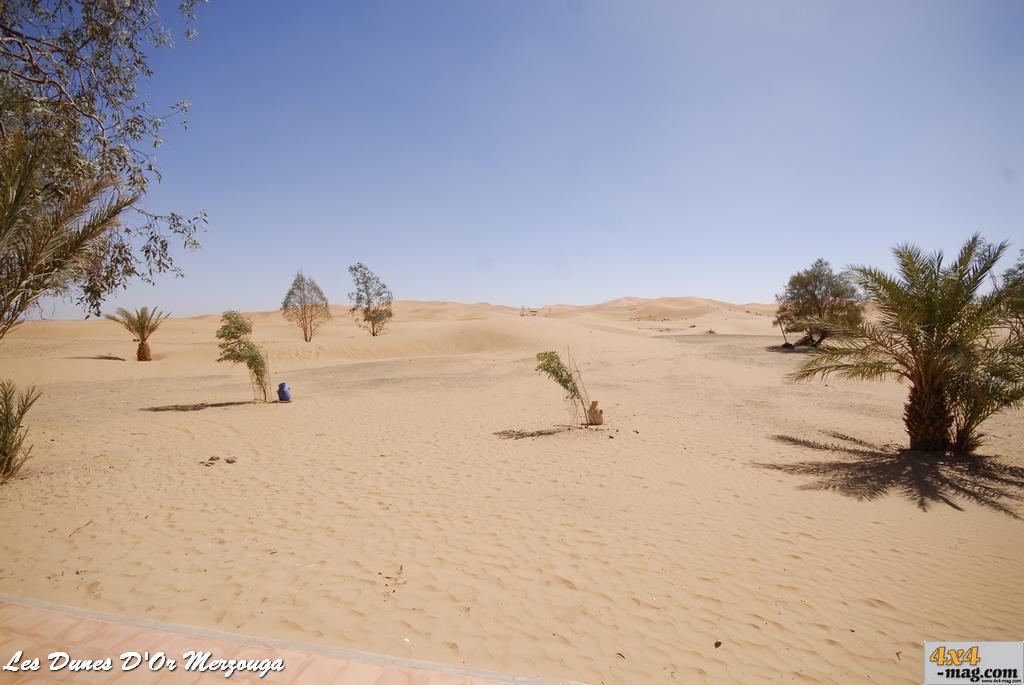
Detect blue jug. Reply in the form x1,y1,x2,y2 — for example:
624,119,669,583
277,382,292,402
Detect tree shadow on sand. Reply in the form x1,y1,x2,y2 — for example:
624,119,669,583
757,432,1024,518
763,345,816,355
494,427,569,440
67,354,126,361
143,401,255,412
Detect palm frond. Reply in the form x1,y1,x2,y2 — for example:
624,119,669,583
0,132,139,339
791,318,913,382
105,306,170,341
796,235,1021,454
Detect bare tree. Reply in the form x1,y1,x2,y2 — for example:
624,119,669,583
347,262,393,336
281,271,331,342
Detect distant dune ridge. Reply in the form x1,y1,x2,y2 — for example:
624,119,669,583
0,297,779,386
0,296,1022,685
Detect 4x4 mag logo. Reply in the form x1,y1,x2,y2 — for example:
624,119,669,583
924,641,1024,685
931,646,982,668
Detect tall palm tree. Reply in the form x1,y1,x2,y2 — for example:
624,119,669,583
0,132,138,340
792,234,1024,454
105,307,171,361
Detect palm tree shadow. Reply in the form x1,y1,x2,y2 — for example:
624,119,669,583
757,433,1024,518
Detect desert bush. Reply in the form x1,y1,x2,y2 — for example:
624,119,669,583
536,351,583,409
792,235,1024,454
536,350,602,425
0,380,41,483
105,306,171,361
348,262,393,336
774,258,864,345
282,271,331,342
215,311,270,402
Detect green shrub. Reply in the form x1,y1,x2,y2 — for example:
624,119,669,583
535,350,601,424
348,262,393,336
215,311,270,402
0,380,41,483
536,351,581,404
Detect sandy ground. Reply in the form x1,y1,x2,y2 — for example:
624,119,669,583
0,297,1021,684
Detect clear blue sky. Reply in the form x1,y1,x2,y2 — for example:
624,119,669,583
45,0,1024,318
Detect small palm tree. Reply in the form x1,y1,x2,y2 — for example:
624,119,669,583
105,307,171,361
0,380,41,483
792,234,1024,454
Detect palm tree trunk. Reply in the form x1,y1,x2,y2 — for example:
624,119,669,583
904,379,951,452
136,341,151,362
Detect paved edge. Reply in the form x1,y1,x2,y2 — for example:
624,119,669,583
0,592,590,685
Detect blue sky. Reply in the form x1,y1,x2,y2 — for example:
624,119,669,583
45,0,1024,317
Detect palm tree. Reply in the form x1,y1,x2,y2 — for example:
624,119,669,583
0,132,138,340
105,307,171,361
792,234,1024,454
1006,250,1024,338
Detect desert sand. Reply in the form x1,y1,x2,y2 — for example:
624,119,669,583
0,297,1021,684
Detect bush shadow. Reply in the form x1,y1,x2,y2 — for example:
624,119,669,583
494,427,569,440
143,401,255,412
757,432,1024,518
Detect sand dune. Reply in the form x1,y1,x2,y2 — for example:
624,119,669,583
0,298,1022,684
